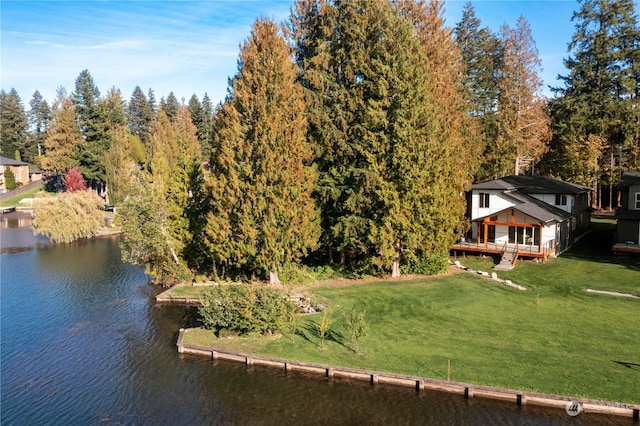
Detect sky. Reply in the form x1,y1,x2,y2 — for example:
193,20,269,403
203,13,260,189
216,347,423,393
1,0,585,107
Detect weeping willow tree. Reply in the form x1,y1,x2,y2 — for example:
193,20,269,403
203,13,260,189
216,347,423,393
32,190,105,243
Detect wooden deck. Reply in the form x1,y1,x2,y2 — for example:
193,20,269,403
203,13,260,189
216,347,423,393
450,241,555,260
612,242,640,255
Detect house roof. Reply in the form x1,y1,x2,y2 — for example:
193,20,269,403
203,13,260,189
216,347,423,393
475,191,571,224
617,171,640,189
0,156,28,166
473,175,591,195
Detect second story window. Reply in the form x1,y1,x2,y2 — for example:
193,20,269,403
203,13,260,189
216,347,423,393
635,192,640,209
479,193,489,208
555,194,567,206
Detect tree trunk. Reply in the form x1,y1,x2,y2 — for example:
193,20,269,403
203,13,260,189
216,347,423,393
391,239,401,278
328,246,333,264
391,256,401,278
269,269,280,285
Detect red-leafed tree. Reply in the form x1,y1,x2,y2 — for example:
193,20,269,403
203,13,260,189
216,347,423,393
64,165,87,192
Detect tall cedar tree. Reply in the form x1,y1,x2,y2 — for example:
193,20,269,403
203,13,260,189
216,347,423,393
207,18,319,283
42,88,83,175
28,90,52,162
394,0,476,272
543,0,640,209
454,2,501,181
494,17,551,177
127,86,154,145
73,69,110,186
0,89,29,160
292,0,451,276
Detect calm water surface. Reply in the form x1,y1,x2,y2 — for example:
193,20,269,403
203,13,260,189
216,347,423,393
0,215,630,425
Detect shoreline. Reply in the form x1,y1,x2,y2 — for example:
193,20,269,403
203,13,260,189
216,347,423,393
176,328,640,420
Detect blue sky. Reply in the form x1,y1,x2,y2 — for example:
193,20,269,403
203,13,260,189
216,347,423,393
2,1,582,106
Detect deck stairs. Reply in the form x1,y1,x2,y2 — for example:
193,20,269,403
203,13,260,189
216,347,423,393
494,246,517,271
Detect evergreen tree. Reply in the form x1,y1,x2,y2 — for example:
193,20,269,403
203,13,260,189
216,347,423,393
28,90,52,162
208,18,319,283
394,0,476,272
0,88,29,160
127,86,154,145
544,0,639,208
42,87,83,175
160,92,180,122
73,69,109,186
188,93,215,160
493,17,551,177
292,0,459,275
454,2,501,180
4,167,16,190
199,93,215,159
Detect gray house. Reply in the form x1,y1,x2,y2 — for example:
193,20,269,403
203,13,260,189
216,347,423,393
451,175,591,269
613,171,640,254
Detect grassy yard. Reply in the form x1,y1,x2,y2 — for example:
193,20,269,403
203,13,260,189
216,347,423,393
184,226,639,404
0,184,46,208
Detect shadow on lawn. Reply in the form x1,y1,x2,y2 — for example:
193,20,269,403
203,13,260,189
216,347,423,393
560,224,640,273
614,361,640,372
299,322,352,351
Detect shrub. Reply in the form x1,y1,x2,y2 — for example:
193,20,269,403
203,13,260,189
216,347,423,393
316,309,332,349
4,167,16,190
198,285,295,335
403,251,449,275
344,308,369,354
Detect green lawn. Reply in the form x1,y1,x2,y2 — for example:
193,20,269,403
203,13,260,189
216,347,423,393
0,184,46,207
184,227,639,404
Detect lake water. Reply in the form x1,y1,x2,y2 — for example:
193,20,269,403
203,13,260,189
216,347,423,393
0,213,629,425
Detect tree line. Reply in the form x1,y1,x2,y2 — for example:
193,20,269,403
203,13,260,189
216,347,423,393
0,0,638,284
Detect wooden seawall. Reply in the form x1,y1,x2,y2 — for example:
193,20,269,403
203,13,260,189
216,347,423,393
176,328,640,420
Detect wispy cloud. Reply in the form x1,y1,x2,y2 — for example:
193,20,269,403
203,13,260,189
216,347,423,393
26,40,145,50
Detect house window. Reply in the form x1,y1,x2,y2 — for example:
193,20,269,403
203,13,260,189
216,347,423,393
635,193,640,210
479,193,490,208
555,194,567,206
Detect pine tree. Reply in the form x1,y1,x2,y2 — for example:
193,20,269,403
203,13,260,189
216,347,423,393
28,90,52,162
41,87,83,175
208,18,319,283
188,93,214,160
544,0,640,208
160,92,180,122
454,2,501,180
127,86,154,145
0,88,29,160
199,93,215,159
494,17,551,177
73,69,109,186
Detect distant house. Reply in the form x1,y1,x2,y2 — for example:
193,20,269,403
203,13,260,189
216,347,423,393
613,171,640,254
450,175,591,269
0,156,30,193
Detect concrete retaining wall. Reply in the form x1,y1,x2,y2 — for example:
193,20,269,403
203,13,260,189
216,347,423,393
176,328,640,420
